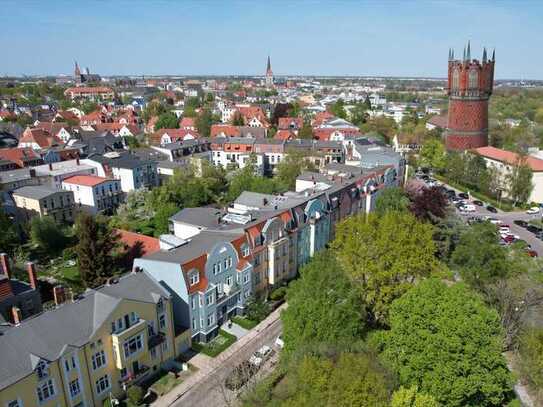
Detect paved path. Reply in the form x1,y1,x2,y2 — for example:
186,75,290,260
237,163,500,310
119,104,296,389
152,304,286,407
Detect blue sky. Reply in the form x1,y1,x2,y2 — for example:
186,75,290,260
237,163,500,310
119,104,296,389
1,1,541,79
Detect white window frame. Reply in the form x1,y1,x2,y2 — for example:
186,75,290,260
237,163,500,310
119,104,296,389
123,334,144,359
189,271,200,286
91,350,106,370
207,314,214,326
69,378,81,399
242,245,250,257
6,399,23,407
159,313,167,330
36,378,56,404
95,374,111,396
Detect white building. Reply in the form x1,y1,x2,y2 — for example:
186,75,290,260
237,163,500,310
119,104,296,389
61,175,123,214
33,159,97,188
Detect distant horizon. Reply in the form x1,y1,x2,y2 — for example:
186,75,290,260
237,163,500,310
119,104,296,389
2,1,542,80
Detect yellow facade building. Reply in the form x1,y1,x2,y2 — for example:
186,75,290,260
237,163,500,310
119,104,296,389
0,271,190,407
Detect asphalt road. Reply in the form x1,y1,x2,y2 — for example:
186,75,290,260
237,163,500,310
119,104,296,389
170,317,283,407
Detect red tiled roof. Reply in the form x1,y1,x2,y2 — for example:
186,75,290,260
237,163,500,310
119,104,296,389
312,111,334,126
274,129,295,141
62,175,110,187
278,117,303,130
427,115,448,128
116,229,160,257
0,147,41,166
183,254,208,294
210,124,240,138
19,128,62,148
152,128,200,144
65,87,113,95
180,117,195,128
473,146,543,172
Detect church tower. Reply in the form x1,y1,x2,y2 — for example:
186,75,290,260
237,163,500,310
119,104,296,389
74,61,82,85
265,56,274,88
445,42,495,150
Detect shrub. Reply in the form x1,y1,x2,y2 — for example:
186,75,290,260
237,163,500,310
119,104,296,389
269,286,287,301
126,385,144,405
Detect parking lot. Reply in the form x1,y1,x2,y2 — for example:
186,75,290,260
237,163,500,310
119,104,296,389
416,173,543,256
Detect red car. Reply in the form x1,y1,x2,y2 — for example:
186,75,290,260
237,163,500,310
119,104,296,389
526,250,538,257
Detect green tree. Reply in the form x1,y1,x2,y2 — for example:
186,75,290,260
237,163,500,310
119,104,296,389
154,112,179,130
142,100,167,123
506,155,533,206
30,216,70,255
329,98,347,119
275,150,316,190
80,101,99,114
195,109,214,137
282,252,365,355
349,102,370,126
391,386,440,407
75,213,119,288
298,122,314,139
374,187,410,215
409,186,448,223
376,279,513,407
419,138,446,171
0,211,20,255
245,297,270,322
451,222,511,289
277,352,393,407
231,111,245,126
332,212,442,324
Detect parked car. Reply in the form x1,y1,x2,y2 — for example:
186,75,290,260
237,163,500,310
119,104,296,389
275,336,284,349
514,220,528,228
526,250,538,257
446,189,456,198
487,218,501,225
526,207,540,215
527,225,542,234
460,204,476,212
499,226,510,234
473,200,484,206
458,192,469,199
486,206,498,213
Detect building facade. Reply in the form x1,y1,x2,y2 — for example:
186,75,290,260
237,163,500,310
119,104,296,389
12,185,75,222
61,175,124,215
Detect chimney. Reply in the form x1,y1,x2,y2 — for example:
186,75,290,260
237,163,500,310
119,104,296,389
48,162,53,171
0,253,11,279
29,168,36,178
11,306,22,325
76,158,80,166
53,285,66,305
27,262,38,290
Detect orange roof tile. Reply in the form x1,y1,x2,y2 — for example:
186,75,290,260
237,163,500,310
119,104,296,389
473,146,543,172
115,229,160,257
62,175,110,187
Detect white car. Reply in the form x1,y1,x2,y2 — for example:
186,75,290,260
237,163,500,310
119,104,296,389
499,226,510,234
460,204,476,212
256,345,272,358
275,336,284,349
249,354,263,367
526,207,540,215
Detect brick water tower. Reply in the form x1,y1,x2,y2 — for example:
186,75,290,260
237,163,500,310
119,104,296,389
445,42,495,150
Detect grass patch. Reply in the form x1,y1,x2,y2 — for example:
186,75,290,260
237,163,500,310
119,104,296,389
150,370,184,397
192,329,237,357
232,316,259,330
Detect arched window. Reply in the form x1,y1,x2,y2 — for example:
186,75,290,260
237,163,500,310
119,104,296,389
468,69,479,89
452,68,460,89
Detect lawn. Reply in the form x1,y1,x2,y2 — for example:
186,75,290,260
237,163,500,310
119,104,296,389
232,316,259,330
192,329,237,357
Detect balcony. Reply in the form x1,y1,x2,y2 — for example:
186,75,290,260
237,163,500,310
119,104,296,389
111,318,146,339
148,332,166,349
119,364,150,386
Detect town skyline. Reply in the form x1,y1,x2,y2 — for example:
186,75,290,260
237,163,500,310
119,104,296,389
2,0,542,79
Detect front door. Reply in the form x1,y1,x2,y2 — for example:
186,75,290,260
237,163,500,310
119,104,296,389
132,360,139,375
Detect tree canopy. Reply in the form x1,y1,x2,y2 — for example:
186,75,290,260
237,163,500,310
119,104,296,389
374,187,410,215
331,211,443,324
375,279,513,407
154,112,179,130
409,186,448,223
281,252,366,355
418,138,446,171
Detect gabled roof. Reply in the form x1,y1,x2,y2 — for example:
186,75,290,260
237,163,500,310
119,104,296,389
0,271,169,390
116,229,161,257
62,175,110,187
473,146,543,172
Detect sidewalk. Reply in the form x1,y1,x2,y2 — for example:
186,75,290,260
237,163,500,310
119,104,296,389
152,303,287,406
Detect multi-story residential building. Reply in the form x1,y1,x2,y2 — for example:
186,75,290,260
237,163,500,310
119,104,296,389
64,86,115,101
33,159,98,188
84,153,159,193
61,175,124,215
0,257,42,327
0,147,43,169
0,270,188,407
12,185,75,222
134,231,254,343
0,168,39,193
211,137,264,174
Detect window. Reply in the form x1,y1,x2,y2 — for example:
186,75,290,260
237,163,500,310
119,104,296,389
223,259,228,269
189,271,200,286
243,274,249,284
206,293,214,305
69,378,81,398
161,341,168,352
95,375,110,395
120,367,128,379
36,379,55,403
123,334,143,358
242,245,250,257
192,318,196,330
159,314,167,330
469,69,479,89
150,347,157,359
91,350,106,370
228,256,233,267
130,312,139,324
191,296,197,309
7,400,21,407
452,68,460,89
199,295,204,307
64,355,76,372
207,314,214,326
244,290,251,299
226,276,233,286
36,360,48,379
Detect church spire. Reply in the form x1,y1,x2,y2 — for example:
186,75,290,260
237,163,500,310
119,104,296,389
266,55,272,74
466,40,471,61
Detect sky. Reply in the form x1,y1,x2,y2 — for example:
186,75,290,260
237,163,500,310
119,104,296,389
1,0,542,79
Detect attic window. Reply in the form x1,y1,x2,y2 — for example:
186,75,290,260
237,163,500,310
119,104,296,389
189,270,200,286
36,360,49,379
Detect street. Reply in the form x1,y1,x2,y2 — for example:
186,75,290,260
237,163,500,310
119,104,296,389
153,304,285,407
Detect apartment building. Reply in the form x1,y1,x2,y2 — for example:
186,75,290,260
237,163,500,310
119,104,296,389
12,185,75,222
0,271,189,407
134,163,399,343
33,159,98,189
61,175,124,215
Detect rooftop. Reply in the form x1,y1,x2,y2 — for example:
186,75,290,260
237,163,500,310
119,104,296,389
12,185,64,200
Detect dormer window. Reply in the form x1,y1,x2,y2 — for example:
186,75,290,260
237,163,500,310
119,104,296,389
242,245,250,257
189,270,200,286
36,360,49,379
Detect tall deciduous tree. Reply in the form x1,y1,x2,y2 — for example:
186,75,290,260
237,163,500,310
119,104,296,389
329,98,347,119
281,252,365,355
507,155,533,206
195,108,214,137
332,212,443,324
154,112,179,130
75,213,119,288
298,122,314,139
391,386,439,407
275,150,316,190
0,211,20,255
376,279,513,407
409,186,448,223
374,187,410,215
30,216,70,255
419,138,446,171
